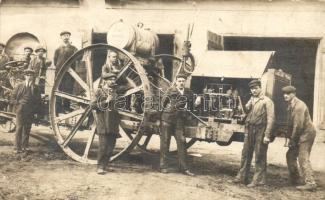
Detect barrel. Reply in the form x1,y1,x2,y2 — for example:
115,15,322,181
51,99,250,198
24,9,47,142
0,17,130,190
106,21,159,57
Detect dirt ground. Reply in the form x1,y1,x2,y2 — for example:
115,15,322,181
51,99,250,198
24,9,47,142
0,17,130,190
0,126,325,200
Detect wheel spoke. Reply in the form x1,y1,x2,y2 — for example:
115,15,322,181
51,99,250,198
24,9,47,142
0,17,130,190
118,109,143,120
120,85,143,98
54,91,90,105
61,106,92,147
54,108,85,123
116,60,132,81
67,68,90,97
82,124,96,159
140,133,153,149
83,50,95,97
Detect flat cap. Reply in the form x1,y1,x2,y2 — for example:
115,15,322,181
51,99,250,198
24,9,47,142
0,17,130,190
176,73,187,79
24,69,35,75
282,86,296,93
24,46,33,52
248,79,261,88
60,31,71,36
0,43,5,47
102,72,117,80
35,45,46,53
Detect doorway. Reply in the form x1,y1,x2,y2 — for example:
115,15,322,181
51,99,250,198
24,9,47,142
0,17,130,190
223,37,319,117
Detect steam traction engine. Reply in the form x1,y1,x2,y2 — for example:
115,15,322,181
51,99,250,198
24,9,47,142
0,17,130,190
0,21,291,164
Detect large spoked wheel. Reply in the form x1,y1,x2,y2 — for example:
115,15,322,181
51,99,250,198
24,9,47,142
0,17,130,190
135,54,197,154
49,44,151,164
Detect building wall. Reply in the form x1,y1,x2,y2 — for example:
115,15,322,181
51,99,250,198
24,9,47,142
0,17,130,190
1,1,325,138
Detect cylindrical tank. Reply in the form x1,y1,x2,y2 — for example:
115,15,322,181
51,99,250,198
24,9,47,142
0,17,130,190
106,21,159,57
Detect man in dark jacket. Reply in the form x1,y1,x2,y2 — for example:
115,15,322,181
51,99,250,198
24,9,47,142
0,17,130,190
160,73,201,176
54,31,77,113
10,69,41,153
29,45,50,94
92,72,120,175
282,86,317,191
233,79,275,187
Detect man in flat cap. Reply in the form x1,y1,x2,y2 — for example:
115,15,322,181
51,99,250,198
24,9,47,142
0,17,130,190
282,85,317,191
54,31,77,113
91,72,120,175
159,73,201,176
20,46,33,69
0,43,10,70
10,69,41,153
29,45,51,94
233,79,275,187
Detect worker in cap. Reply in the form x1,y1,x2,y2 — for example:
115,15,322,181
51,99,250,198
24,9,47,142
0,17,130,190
60,31,71,36
34,45,46,53
248,79,261,88
19,46,33,69
91,72,120,175
175,73,188,80
10,68,41,154
232,79,275,187
282,85,296,94
24,46,33,52
54,31,77,113
29,45,49,94
282,85,317,190
0,42,10,70
159,72,201,176
102,50,122,78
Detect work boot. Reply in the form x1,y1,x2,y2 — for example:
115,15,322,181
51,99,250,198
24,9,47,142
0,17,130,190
228,175,245,184
228,178,242,184
22,148,31,153
296,183,317,191
247,182,265,188
97,168,106,175
183,170,195,177
160,168,170,174
13,149,22,154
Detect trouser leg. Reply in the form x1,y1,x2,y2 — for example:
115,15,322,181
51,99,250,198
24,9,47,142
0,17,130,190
175,123,188,171
160,121,172,169
286,147,300,183
98,134,109,169
15,114,23,150
22,120,32,149
236,127,255,183
252,127,268,184
298,140,316,185
105,134,117,163
97,134,117,170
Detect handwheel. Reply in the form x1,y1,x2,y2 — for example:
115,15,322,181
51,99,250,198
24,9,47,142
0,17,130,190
49,44,151,164
135,54,198,154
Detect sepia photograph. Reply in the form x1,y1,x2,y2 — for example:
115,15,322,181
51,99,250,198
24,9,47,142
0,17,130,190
0,0,325,199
